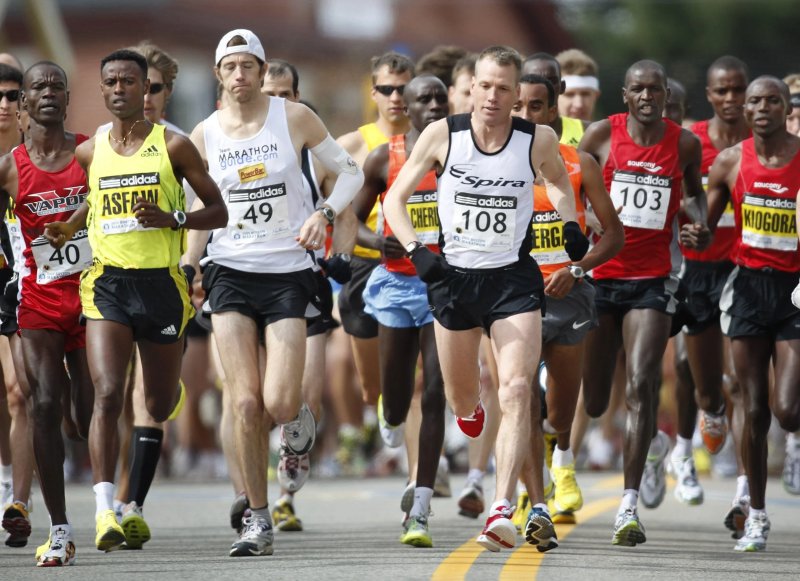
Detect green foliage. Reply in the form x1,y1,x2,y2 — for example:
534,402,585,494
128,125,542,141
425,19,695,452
559,0,800,119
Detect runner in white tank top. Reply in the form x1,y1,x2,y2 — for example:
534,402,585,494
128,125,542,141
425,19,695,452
383,46,588,556
185,30,362,558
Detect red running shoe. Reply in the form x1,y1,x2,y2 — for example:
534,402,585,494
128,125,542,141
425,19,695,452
456,401,485,440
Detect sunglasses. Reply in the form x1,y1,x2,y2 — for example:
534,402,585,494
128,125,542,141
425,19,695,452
0,90,19,102
374,84,405,97
148,83,167,95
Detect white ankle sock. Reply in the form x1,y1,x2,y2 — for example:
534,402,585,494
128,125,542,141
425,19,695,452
672,436,692,459
620,489,638,512
93,482,115,517
552,447,574,468
736,475,749,499
410,486,433,518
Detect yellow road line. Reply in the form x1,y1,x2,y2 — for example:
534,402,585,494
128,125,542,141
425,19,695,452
499,497,620,580
433,477,623,581
431,536,484,581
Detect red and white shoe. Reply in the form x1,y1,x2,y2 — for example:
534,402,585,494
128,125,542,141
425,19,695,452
476,505,516,552
457,401,485,440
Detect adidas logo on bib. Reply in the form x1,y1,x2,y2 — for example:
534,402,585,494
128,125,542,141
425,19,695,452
161,324,177,336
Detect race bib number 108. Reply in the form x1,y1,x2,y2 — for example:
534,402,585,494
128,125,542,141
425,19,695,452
451,192,516,252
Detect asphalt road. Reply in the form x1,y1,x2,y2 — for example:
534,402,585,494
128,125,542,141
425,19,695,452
2,472,799,580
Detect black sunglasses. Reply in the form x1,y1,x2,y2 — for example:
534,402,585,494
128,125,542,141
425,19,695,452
374,84,405,97
148,83,167,95
0,90,19,102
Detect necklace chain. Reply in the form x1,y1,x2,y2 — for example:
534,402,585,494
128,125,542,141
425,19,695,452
109,119,148,145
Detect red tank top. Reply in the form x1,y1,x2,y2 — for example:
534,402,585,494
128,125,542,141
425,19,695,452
730,138,800,272
14,134,90,289
383,134,440,276
530,144,585,277
681,119,744,262
593,113,683,280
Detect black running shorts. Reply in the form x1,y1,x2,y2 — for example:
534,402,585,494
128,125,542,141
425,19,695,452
679,259,735,335
337,256,380,339
426,255,545,333
720,265,800,341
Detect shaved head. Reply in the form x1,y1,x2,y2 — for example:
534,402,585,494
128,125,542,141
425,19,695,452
404,74,447,101
624,60,666,87
747,75,791,106
707,55,748,85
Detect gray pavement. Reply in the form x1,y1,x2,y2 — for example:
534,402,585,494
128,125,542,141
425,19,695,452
2,472,799,580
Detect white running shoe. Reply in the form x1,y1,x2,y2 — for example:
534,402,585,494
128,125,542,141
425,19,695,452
724,495,750,539
377,395,405,448
281,404,316,456
670,455,704,505
37,526,75,567
400,480,416,515
782,436,800,495
612,507,646,546
230,514,274,557
0,481,11,510
734,512,770,552
277,447,310,493
476,505,516,552
640,431,670,509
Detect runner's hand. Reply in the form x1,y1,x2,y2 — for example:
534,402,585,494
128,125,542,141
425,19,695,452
133,197,175,229
544,267,577,299
410,246,448,283
381,235,406,259
563,221,589,261
318,254,352,284
43,221,74,248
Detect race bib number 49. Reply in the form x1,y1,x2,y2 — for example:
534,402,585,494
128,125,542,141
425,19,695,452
452,192,516,252
31,228,93,284
228,183,290,242
610,170,672,230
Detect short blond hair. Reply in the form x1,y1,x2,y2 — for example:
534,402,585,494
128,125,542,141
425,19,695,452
556,48,598,77
130,41,179,88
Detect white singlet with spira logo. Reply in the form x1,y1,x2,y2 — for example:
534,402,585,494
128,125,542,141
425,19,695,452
202,97,311,273
437,114,536,269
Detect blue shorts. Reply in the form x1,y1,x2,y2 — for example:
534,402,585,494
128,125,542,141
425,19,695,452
363,265,433,329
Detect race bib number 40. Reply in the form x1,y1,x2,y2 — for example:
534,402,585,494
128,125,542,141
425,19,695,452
228,183,290,242
741,193,798,252
610,170,672,230
452,192,516,252
31,228,93,284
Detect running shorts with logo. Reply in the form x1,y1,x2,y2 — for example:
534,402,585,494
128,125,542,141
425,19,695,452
338,256,380,338
542,281,597,345
363,265,433,329
203,262,317,329
81,262,193,344
720,266,800,340
679,259,735,334
593,276,679,318
427,255,545,333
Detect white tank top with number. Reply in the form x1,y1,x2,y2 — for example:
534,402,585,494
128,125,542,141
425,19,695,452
437,114,536,269
202,97,311,273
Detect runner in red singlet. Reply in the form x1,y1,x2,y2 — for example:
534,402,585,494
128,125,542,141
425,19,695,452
0,61,93,567
701,76,800,552
579,60,709,547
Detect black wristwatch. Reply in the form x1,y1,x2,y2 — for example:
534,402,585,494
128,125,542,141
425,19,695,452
567,264,585,279
172,210,187,230
318,206,336,225
405,241,423,257
332,253,351,263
